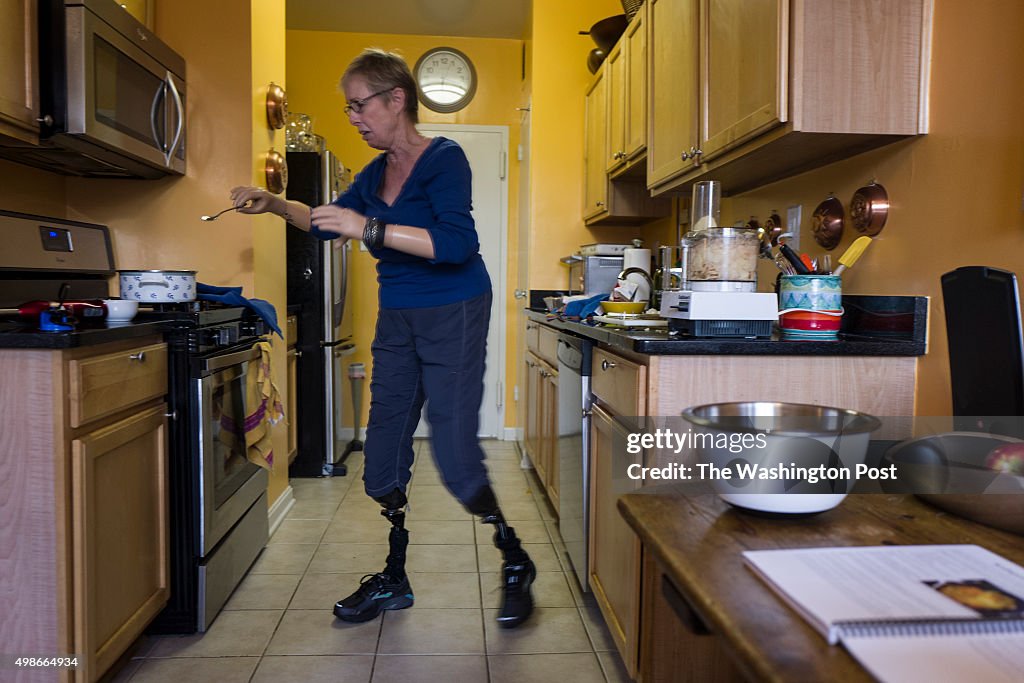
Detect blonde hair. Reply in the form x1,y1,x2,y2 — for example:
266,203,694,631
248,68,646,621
341,48,419,123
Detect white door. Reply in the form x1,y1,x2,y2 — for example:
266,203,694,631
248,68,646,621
416,124,509,439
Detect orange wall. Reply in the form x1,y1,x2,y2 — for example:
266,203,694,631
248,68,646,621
725,0,1024,416
286,30,524,430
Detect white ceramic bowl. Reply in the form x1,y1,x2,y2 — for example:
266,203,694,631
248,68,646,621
103,298,139,321
681,401,881,515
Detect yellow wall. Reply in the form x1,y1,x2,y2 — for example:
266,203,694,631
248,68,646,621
249,0,289,504
725,0,1024,416
286,30,524,430
526,0,628,288
0,0,292,505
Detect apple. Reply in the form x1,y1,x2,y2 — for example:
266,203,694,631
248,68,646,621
984,443,1024,475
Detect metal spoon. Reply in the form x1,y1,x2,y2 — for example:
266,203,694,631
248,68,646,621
200,201,251,221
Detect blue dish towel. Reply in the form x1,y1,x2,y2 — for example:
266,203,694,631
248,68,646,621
561,293,609,320
197,283,283,338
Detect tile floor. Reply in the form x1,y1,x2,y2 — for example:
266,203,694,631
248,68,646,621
110,439,631,683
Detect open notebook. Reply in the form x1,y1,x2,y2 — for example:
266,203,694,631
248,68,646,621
743,545,1024,683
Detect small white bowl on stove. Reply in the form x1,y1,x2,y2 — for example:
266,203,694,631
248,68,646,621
103,299,139,322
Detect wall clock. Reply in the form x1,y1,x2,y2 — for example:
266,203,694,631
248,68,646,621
414,47,477,113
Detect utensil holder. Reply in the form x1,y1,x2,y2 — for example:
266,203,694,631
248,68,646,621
778,274,842,339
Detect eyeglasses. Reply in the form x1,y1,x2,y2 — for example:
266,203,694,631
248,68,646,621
344,89,392,115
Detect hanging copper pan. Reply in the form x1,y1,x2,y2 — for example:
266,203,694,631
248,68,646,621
850,182,889,236
811,194,844,251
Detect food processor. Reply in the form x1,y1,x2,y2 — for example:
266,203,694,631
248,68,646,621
659,183,778,337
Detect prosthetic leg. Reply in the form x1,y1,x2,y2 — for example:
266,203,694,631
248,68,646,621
333,489,415,622
468,485,536,628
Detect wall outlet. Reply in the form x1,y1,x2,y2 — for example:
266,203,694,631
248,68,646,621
786,204,802,249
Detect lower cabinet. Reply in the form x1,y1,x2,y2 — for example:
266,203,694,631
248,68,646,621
71,406,169,681
523,349,559,507
0,338,170,682
589,403,643,676
640,548,744,683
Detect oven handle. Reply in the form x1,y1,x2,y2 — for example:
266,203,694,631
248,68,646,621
201,345,260,374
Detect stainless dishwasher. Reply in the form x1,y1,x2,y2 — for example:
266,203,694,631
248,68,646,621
556,332,593,592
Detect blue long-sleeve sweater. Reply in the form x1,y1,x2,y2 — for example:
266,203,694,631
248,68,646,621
311,136,491,310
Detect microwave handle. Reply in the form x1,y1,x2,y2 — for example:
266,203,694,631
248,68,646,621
164,72,184,167
149,81,166,152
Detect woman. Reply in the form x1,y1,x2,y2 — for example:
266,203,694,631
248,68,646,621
229,49,534,628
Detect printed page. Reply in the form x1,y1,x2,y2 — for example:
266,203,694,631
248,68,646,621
843,633,1024,683
743,545,1024,643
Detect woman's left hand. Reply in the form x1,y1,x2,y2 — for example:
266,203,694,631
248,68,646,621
310,205,363,239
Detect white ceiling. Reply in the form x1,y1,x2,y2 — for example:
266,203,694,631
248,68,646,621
286,0,530,39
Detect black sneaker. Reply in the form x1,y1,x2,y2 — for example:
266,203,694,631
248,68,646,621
333,573,414,623
496,558,536,629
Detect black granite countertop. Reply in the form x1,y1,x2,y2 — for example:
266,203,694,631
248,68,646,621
0,319,167,349
525,294,927,356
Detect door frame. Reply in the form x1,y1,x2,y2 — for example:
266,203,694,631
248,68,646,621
415,123,510,440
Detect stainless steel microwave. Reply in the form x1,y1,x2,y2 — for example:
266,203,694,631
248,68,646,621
27,0,187,178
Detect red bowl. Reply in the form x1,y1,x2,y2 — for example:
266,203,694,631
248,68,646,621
780,309,842,332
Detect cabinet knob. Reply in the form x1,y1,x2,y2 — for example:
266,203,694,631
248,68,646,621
37,115,54,126
596,201,605,207
514,289,528,299
164,409,178,421
681,151,691,161
690,146,703,159
129,351,146,362
601,359,616,371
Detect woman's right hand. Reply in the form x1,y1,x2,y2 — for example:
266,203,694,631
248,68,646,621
229,186,280,215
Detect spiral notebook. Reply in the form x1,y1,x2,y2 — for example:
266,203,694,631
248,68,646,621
743,545,1024,683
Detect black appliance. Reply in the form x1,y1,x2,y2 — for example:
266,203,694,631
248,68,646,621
286,149,356,476
0,0,187,178
941,266,1024,437
145,302,270,633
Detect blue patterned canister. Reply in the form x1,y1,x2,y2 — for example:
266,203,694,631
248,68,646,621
779,274,842,312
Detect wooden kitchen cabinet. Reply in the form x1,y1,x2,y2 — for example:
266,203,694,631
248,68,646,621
71,406,168,681
583,13,670,227
607,3,650,179
0,0,40,145
648,0,932,195
0,337,170,682
522,322,560,511
286,314,298,464
588,346,648,677
589,402,643,677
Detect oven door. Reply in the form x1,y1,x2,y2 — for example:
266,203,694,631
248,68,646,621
196,344,269,556
63,4,186,174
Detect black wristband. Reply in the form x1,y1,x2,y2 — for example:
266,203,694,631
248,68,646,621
363,216,387,249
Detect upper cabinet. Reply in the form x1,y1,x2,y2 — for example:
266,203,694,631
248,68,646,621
647,0,932,195
583,4,671,226
0,0,40,145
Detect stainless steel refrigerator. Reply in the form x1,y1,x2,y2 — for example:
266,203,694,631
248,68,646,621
286,149,357,476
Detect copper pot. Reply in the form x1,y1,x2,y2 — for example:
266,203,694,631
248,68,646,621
811,195,845,251
850,182,889,236
265,82,288,130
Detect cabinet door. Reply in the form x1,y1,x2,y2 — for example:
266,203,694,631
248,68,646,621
700,0,788,161
71,405,169,682
541,367,559,510
589,404,642,676
605,43,627,174
647,0,699,190
0,0,39,142
524,355,544,478
582,70,608,220
624,5,647,161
